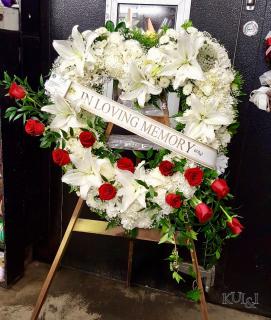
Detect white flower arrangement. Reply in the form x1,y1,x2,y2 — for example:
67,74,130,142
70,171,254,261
2,21,244,281
36,22,242,231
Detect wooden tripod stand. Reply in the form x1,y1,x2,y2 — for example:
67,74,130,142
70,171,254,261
31,107,209,320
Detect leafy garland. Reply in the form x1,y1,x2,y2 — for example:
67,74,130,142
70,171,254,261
0,21,244,299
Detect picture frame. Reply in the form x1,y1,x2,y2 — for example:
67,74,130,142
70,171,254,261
105,0,191,31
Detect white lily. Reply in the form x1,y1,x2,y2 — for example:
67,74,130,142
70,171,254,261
120,62,162,107
116,161,148,212
41,95,84,132
177,94,232,143
62,149,114,200
160,32,204,89
53,25,98,76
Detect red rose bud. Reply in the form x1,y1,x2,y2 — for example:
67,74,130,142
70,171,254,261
52,149,70,166
25,119,45,136
165,193,182,209
117,157,135,173
195,203,213,224
99,183,117,201
8,82,26,99
266,37,271,47
79,131,96,148
211,178,230,199
227,217,244,235
184,167,204,186
159,160,174,176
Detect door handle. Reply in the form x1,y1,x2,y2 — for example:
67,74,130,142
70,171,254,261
246,0,256,11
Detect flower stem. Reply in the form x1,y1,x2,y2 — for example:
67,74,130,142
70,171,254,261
219,205,231,220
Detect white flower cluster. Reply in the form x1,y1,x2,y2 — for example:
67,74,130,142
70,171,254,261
61,136,196,230
43,24,239,230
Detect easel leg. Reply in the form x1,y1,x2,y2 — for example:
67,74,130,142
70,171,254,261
126,239,134,287
31,198,84,320
189,240,209,320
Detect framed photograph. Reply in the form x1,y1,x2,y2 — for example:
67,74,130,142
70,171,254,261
105,0,191,32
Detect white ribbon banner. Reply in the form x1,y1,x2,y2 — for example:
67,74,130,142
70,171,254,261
46,77,217,169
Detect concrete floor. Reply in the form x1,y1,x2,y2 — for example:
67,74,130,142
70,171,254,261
0,262,269,320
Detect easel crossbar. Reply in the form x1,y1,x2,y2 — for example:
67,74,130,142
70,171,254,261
73,218,162,242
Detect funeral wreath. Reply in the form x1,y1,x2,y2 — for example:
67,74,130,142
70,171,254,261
1,21,244,296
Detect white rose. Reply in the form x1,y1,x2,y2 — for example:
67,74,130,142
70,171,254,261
108,32,124,45
159,35,170,44
147,47,164,63
159,77,170,88
95,27,108,36
183,82,193,95
99,160,115,181
187,26,198,34
166,29,178,39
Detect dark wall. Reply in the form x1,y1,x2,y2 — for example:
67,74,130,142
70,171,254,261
51,0,106,39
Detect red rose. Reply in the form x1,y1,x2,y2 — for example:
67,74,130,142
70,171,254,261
159,160,174,176
117,157,135,173
8,82,26,99
25,119,45,136
211,179,230,199
79,131,96,148
195,203,213,224
165,193,182,208
52,149,70,166
227,217,244,235
184,167,204,186
99,183,117,201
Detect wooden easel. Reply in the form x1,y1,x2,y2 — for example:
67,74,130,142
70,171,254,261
31,105,209,320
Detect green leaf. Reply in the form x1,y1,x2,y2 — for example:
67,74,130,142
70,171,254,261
135,179,148,189
4,71,11,84
5,106,17,113
115,21,126,31
13,113,23,121
158,233,169,244
172,271,183,284
39,75,44,86
69,127,74,137
215,250,221,259
127,228,138,238
60,129,68,139
133,150,145,159
181,20,193,30
186,289,201,302
105,20,115,32
19,105,33,112
147,148,154,159
100,174,108,182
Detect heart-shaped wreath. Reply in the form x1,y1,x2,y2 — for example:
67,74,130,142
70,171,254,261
1,21,244,285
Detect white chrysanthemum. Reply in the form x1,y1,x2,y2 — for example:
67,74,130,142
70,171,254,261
171,172,196,199
216,154,229,175
120,202,154,230
104,54,124,78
